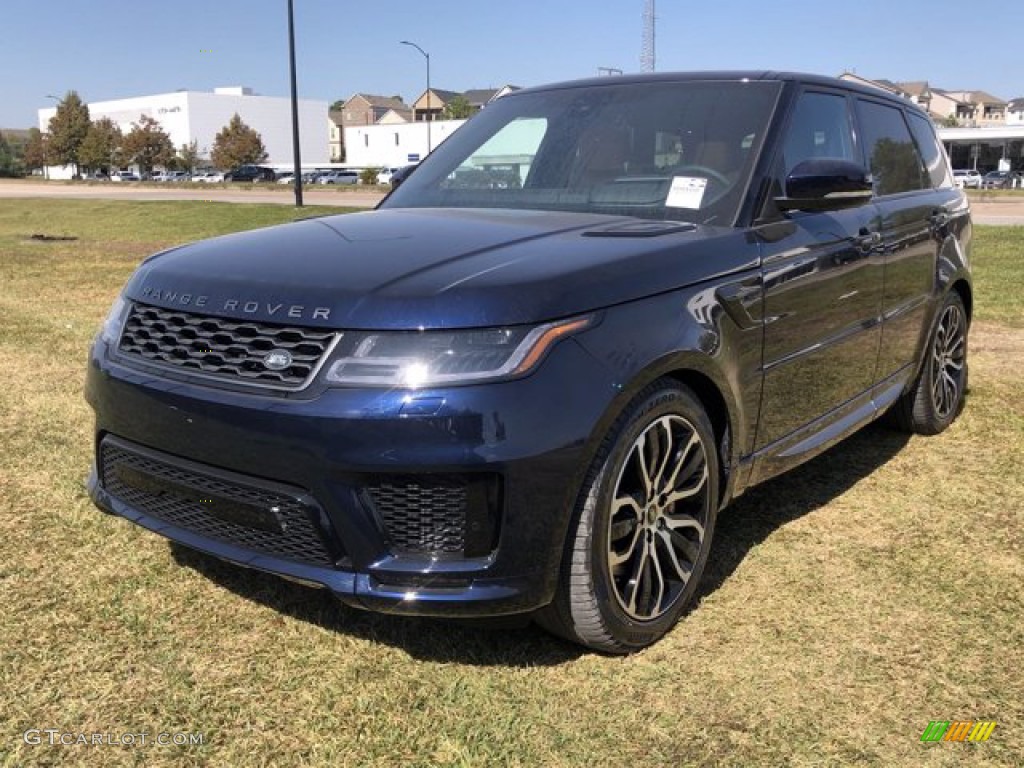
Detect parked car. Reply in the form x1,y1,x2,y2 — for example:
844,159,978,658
952,169,982,188
151,171,187,182
224,165,276,183
981,170,1011,189
193,170,225,183
387,164,418,190
86,71,972,653
373,167,404,185
276,173,295,185
319,169,359,185
109,171,140,182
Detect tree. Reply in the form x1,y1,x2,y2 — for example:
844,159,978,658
942,114,960,128
442,95,473,120
121,115,174,174
23,128,48,173
330,99,346,111
177,140,201,174
359,167,380,185
211,114,268,169
47,90,91,176
0,132,21,177
78,118,122,174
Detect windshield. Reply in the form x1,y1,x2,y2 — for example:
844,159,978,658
383,79,782,225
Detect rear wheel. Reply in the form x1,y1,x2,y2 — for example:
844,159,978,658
538,380,719,653
891,292,968,435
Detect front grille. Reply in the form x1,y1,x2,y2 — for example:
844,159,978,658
367,479,469,555
117,302,336,390
99,437,338,567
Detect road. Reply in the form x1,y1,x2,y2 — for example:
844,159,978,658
2,180,1024,223
969,197,1024,225
0,180,385,208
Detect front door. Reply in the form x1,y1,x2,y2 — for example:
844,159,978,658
754,89,884,460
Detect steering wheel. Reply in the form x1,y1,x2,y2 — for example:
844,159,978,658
670,164,732,188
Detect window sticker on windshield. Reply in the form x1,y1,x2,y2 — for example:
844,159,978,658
666,176,708,209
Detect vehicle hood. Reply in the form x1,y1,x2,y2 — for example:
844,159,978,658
124,208,757,329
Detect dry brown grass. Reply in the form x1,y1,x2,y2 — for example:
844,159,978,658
0,202,1020,767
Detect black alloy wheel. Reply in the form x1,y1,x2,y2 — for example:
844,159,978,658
892,291,969,435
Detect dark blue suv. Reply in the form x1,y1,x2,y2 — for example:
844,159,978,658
86,72,971,652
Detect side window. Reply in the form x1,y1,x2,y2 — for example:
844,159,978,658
856,100,927,196
907,112,953,189
782,91,856,176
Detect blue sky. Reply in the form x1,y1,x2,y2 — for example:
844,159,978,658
3,0,1021,128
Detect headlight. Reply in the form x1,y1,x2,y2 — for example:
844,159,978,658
324,315,593,388
98,295,128,345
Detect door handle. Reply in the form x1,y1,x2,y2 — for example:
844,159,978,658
854,229,882,253
929,209,950,230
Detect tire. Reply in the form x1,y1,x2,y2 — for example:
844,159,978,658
891,292,968,435
537,380,719,653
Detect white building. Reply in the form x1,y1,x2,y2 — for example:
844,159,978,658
39,86,328,177
344,119,467,169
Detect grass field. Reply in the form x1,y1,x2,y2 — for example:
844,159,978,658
1,200,1021,767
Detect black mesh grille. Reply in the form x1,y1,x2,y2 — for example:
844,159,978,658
367,480,469,554
99,437,337,567
117,302,336,389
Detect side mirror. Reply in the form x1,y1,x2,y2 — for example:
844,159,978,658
775,158,873,212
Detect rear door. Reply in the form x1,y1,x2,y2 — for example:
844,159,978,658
753,88,884,457
854,99,954,385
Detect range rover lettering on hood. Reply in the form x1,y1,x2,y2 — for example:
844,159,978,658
140,286,331,321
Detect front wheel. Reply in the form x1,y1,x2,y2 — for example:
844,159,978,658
537,380,719,653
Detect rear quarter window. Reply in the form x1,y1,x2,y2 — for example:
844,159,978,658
907,112,953,189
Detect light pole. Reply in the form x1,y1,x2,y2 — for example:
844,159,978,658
287,0,303,207
400,40,431,155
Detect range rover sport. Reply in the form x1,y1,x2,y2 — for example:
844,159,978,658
86,72,971,653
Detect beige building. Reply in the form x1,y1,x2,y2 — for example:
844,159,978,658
411,89,461,123
1008,98,1024,125
410,86,519,122
940,90,1006,126
328,110,344,161
341,93,410,126
838,73,1011,128
836,72,1024,172
377,107,414,125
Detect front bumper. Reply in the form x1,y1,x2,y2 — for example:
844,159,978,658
85,335,618,616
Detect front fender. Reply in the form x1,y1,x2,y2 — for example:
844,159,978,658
571,276,764,505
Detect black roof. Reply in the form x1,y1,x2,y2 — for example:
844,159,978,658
510,71,933,120
523,70,912,99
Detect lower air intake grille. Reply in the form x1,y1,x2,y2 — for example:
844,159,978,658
367,479,470,555
99,437,337,567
